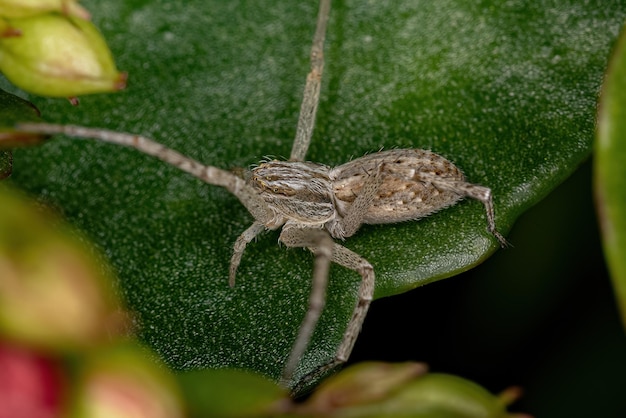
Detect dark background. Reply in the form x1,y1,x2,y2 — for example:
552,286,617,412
349,159,626,418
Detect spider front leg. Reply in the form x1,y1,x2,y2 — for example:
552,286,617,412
278,225,335,385
229,221,266,287
318,244,375,370
281,240,375,393
278,225,375,389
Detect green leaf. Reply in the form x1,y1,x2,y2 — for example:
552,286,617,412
0,151,10,179
0,84,41,126
0,87,45,175
4,0,624,388
177,368,287,418
596,22,626,328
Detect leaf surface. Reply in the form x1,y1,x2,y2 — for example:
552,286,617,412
5,0,624,385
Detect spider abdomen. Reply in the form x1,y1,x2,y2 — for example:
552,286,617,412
330,149,466,224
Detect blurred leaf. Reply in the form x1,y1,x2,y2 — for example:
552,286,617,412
595,22,626,328
0,88,45,149
0,150,10,178
176,363,520,418
177,368,287,418
5,0,625,387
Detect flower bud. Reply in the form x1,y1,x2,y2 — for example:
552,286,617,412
0,187,131,350
0,13,126,98
0,0,90,19
297,366,523,418
305,362,428,411
0,341,65,418
70,344,184,418
379,373,519,418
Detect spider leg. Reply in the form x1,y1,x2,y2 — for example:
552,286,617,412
326,244,374,364
432,179,508,247
229,221,266,287
289,0,331,162
291,243,374,393
279,225,375,391
278,225,334,386
16,123,275,228
334,163,384,238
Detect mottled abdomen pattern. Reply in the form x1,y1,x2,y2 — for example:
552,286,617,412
330,149,466,224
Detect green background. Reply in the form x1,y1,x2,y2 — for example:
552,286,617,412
3,0,626,414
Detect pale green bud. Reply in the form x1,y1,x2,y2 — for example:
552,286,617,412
0,0,90,19
0,13,126,98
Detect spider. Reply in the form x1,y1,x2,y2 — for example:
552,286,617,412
18,0,506,389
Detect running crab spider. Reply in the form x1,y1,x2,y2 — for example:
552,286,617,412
17,0,507,390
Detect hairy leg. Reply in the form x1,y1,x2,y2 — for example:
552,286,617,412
16,123,275,227
229,221,266,287
279,225,375,391
433,179,508,247
293,243,374,393
289,0,331,162
278,225,334,385
333,163,384,238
